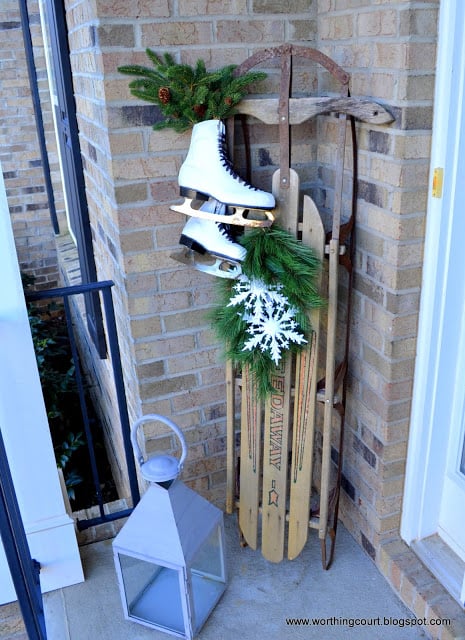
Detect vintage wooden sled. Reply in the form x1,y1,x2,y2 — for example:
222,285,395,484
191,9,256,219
220,45,394,568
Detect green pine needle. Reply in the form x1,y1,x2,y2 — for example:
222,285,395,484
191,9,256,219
210,225,325,400
118,49,267,132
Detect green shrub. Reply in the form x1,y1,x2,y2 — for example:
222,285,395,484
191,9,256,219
23,276,85,499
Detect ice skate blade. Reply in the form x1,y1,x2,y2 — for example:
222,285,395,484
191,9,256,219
170,198,274,228
179,233,246,265
170,248,241,279
195,258,242,279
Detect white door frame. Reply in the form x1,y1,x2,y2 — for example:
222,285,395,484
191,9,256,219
401,0,465,605
0,164,84,603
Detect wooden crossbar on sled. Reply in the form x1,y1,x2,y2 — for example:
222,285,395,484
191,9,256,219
224,45,394,568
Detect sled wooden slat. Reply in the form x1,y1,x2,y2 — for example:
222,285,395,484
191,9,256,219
237,96,394,126
225,360,236,514
287,194,325,560
238,366,262,550
271,167,299,233
318,236,339,545
238,167,299,560
318,112,347,553
317,114,346,561
258,167,299,562
261,359,292,562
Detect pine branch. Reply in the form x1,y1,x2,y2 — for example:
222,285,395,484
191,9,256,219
118,50,267,132
209,226,325,400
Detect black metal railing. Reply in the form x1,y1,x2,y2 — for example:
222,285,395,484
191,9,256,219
0,427,47,640
25,280,140,530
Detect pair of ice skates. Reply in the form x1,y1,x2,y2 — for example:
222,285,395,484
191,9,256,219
172,119,275,278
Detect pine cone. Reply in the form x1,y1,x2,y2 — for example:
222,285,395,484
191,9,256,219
193,104,207,117
158,87,171,104
224,96,233,106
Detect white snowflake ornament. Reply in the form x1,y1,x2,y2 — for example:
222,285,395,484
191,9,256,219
227,274,307,364
243,303,307,365
228,275,287,321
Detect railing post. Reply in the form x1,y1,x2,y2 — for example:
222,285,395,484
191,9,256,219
25,280,140,528
100,285,140,508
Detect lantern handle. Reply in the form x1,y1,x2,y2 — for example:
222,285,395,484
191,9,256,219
130,414,188,473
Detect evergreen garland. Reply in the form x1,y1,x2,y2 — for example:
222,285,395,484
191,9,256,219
118,50,267,133
210,226,325,399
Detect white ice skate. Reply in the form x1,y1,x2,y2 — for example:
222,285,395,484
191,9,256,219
170,119,275,227
178,199,245,279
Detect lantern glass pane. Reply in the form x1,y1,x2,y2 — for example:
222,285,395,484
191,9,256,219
190,524,226,632
117,553,184,634
191,523,224,580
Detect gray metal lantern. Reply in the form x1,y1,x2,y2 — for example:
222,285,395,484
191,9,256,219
113,414,227,639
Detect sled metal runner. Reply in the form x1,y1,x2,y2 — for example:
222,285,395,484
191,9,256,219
224,45,393,568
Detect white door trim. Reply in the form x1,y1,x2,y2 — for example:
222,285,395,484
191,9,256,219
401,0,465,604
402,0,458,543
0,164,84,603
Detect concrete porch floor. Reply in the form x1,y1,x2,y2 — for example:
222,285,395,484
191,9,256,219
43,515,429,640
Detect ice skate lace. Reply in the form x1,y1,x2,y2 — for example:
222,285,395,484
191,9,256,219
207,198,238,243
218,129,259,192
217,222,237,243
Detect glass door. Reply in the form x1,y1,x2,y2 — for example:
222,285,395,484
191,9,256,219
438,394,465,564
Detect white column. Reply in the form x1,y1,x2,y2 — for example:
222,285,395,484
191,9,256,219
0,163,83,603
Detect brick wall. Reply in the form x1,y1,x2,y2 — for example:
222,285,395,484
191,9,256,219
57,0,137,499
315,0,438,558
0,0,63,289
4,0,438,559
62,0,318,502
63,0,437,565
